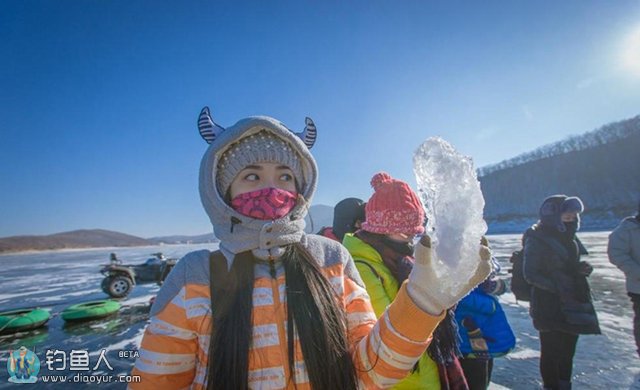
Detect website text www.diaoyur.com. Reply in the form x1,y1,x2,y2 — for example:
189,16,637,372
39,373,141,384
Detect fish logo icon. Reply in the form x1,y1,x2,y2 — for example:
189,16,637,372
6,346,40,383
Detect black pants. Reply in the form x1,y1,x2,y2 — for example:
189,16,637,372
539,331,578,388
630,293,640,357
459,358,493,390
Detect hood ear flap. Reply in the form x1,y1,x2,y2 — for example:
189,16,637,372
198,106,225,144
295,117,317,149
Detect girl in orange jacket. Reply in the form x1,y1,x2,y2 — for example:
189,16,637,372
129,107,491,389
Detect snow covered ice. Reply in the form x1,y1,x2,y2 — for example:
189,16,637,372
0,235,638,388
413,137,488,294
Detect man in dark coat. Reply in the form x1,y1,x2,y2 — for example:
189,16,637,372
523,195,600,390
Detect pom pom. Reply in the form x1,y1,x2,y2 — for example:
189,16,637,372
370,172,392,190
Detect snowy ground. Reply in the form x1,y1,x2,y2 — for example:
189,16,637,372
0,232,638,389
0,243,219,389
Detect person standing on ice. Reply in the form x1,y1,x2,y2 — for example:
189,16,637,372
342,172,469,389
129,107,492,389
317,197,366,242
607,200,640,358
523,195,600,390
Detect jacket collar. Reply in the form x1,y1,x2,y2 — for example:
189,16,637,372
342,233,383,264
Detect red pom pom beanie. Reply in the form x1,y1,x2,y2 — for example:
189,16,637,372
361,172,425,236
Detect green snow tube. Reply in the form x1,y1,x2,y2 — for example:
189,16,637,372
61,300,121,322
0,308,51,334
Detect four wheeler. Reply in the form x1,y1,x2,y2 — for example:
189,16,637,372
100,252,177,298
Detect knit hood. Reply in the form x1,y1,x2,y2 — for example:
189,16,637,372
198,109,318,262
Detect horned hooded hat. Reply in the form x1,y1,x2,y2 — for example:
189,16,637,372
197,107,318,262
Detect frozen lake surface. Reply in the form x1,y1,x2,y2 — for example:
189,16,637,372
0,232,638,389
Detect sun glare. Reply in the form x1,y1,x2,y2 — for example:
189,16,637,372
621,26,640,77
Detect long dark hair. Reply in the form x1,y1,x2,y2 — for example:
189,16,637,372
426,309,461,365
206,245,358,389
206,251,255,390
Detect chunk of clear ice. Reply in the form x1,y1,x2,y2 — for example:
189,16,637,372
413,137,488,293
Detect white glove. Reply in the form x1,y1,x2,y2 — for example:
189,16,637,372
407,235,492,315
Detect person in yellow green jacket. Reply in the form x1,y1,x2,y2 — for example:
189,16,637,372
344,172,469,390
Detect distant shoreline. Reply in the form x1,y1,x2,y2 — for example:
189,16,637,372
0,242,222,257
0,228,218,256
0,230,614,256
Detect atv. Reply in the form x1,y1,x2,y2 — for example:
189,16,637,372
100,252,177,298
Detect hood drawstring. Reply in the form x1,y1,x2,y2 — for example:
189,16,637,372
230,217,242,233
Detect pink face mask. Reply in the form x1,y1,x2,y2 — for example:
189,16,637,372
231,187,298,220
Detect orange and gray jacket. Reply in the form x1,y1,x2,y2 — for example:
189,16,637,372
129,235,442,389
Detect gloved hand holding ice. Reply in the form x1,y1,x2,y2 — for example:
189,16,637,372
413,137,488,293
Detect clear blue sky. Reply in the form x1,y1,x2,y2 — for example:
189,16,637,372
2,1,640,238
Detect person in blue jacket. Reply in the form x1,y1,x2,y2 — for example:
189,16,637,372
455,237,516,390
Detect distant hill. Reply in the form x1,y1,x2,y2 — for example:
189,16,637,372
0,205,337,254
0,229,152,254
480,115,640,233
305,204,334,234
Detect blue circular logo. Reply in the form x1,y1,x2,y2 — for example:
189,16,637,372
6,346,40,383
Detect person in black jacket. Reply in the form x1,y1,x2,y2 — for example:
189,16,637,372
523,195,600,390
317,197,366,242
